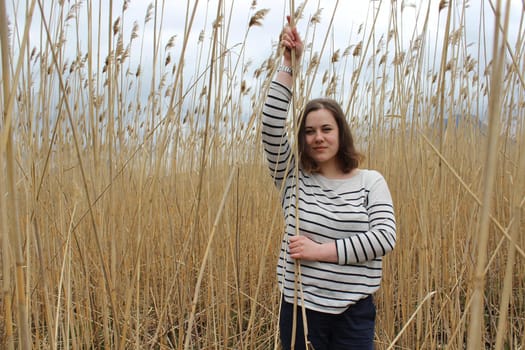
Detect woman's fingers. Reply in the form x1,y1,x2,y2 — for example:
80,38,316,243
291,26,302,45
289,236,313,259
279,17,303,61
281,27,302,54
281,32,298,52
288,236,300,254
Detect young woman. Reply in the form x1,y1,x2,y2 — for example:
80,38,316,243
261,19,397,350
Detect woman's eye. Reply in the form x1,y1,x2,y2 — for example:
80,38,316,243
305,130,315,135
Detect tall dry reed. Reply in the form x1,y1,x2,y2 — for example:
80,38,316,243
0,0,523,349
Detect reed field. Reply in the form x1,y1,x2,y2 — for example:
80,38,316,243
1,0,524,349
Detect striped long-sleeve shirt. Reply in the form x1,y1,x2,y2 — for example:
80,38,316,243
262,81,397,314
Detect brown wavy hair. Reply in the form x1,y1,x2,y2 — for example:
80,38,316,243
297,98,363,174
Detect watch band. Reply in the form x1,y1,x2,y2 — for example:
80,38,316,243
277,65,293,75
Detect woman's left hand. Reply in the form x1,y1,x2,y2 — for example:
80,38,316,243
289,235,337,263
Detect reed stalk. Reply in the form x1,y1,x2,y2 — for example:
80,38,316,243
287,2,305,350
0,0,31,348
0,1,523,349
494,137,524,349
467,0,510,347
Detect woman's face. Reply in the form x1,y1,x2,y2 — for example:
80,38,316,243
304,108,340,169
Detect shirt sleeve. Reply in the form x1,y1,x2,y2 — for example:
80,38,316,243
335,171,397,264
261,81,296,189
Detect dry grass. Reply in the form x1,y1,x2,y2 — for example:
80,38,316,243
1,0,524,349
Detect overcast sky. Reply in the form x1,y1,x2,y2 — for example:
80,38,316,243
5,0,523,128
9,1,523,73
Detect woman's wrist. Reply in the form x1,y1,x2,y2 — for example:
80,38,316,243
277,64,293,75
320,242,338,263
282,59,293,67
275,60,295,87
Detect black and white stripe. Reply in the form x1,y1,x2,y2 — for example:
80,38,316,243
262,81,397,314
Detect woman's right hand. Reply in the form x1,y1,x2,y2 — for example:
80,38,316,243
280,15,303,64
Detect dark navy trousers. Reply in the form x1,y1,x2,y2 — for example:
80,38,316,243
279,295,376,350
